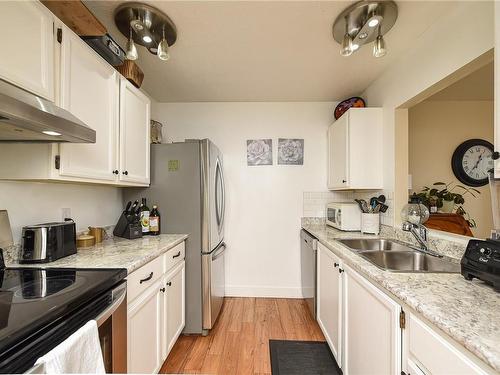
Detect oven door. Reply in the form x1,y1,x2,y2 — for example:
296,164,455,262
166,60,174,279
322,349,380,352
26,282,127,374
96,282,127,374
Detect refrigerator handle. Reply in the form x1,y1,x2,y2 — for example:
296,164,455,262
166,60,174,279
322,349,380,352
219,159,226,230
215,158,225,231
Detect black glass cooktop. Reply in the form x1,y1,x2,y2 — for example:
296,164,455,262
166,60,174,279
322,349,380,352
0,268,126,361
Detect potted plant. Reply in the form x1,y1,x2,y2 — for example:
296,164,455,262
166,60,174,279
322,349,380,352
415,182,480,227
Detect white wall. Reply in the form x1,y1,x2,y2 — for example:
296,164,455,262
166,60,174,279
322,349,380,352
0,181,122,242
362,1,494,224
153,102,334,297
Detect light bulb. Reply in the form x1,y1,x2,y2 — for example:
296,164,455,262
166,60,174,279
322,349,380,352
351,43,359,51
368,19,380,27
142,35,152,43
42,130,61,136
126,28,138,60
373,34,386,58
340,33,353,57
157,38,170,61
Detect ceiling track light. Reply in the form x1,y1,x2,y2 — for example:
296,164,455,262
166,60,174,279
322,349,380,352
332,1,397,58
114,2,177,62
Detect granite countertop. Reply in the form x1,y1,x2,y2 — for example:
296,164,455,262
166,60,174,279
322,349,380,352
6,234,188,274
302,222,500,372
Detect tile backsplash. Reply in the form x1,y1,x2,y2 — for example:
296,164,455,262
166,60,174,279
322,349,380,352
303,190,394,226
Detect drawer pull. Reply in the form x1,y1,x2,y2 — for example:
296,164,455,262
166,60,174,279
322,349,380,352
139,272,153,284
172,251,181,259
334,262,339,268
160,287,166,293
166,281,172,287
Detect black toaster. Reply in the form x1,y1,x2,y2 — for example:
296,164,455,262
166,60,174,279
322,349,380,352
20,219,77,263
461,239,500,291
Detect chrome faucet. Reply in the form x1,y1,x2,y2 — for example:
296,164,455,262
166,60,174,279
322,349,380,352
402,222,443,258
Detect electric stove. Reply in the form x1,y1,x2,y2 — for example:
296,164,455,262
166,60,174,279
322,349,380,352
0,267,126,373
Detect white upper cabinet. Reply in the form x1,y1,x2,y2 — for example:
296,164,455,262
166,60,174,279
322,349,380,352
327,108,383,190
0,1,54,101
119,78,151,185
58,25,119,182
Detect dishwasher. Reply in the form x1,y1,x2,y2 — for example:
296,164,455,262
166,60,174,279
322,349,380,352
300,229,318,319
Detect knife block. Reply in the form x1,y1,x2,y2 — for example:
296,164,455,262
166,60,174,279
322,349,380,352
113,212,143,240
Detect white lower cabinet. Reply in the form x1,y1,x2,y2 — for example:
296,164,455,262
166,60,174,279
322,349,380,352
316,242,495,375
343,263,401,375
161,261,186,359
127,243,186,374
317,243,343,367
403,313,490,375
128,279,163,374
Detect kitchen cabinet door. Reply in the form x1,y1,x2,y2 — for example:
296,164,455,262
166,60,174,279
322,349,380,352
161,261,185,360
403,312,490,375
344,264,401,375
317,243,343,367
128,280,163,374
119,78,151,185
495,2,500,178
58,25,119,182
0,1,54,101
327,108,383,190
327,115,348,189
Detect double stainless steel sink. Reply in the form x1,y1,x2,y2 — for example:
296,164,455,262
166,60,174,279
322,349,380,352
338,239,460,273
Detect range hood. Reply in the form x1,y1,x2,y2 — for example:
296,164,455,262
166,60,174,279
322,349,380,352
0,80,96,143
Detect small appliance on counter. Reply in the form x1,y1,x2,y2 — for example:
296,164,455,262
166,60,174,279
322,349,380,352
461,239,500,291
20,219,76,263
113,200,143,240
326,202,361,231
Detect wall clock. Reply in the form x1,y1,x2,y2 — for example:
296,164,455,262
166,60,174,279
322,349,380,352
451,139,494,187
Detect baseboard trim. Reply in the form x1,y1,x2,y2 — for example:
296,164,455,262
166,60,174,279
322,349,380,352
225,285,304,298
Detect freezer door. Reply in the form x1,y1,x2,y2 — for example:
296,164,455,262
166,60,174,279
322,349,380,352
202,242,226,330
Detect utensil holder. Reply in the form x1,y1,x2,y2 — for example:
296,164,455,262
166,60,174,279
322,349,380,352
361,213,380,235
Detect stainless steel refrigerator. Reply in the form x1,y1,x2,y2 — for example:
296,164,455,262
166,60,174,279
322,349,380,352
123,139,226,334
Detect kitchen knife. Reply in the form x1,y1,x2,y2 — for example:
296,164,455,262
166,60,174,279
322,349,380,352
124,201,132,214
130,200,139,214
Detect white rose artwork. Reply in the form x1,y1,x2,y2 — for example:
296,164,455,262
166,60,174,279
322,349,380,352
278,138,304,165
247,139,273,166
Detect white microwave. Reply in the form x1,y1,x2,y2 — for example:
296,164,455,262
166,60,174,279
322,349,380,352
326,202,361,231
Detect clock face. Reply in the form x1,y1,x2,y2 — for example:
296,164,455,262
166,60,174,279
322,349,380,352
452,139,494,187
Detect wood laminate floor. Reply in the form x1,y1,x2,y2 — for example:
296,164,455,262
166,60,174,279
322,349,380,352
160,297,325,375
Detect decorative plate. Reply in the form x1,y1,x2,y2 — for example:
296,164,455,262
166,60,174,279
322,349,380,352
334,97,366,119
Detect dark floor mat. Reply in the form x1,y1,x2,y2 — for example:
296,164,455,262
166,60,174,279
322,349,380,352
269,340,342,375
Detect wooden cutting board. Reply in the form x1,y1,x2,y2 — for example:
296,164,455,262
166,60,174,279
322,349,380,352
41,1,107,36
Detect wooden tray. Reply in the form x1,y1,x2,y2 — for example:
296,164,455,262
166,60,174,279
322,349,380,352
115,60,144,88
41,1,106,36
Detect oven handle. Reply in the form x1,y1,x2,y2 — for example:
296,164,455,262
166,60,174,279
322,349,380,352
96,282,127,327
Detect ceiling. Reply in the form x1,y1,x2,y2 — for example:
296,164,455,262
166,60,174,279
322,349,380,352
426,61,494,101
85,1,457,103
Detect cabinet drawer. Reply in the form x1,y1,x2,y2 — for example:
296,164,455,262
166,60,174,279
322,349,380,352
163,242,185,273
407,314,488,375
127,256,163,303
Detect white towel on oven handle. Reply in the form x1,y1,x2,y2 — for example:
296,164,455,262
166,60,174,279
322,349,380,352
34,320,105,374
